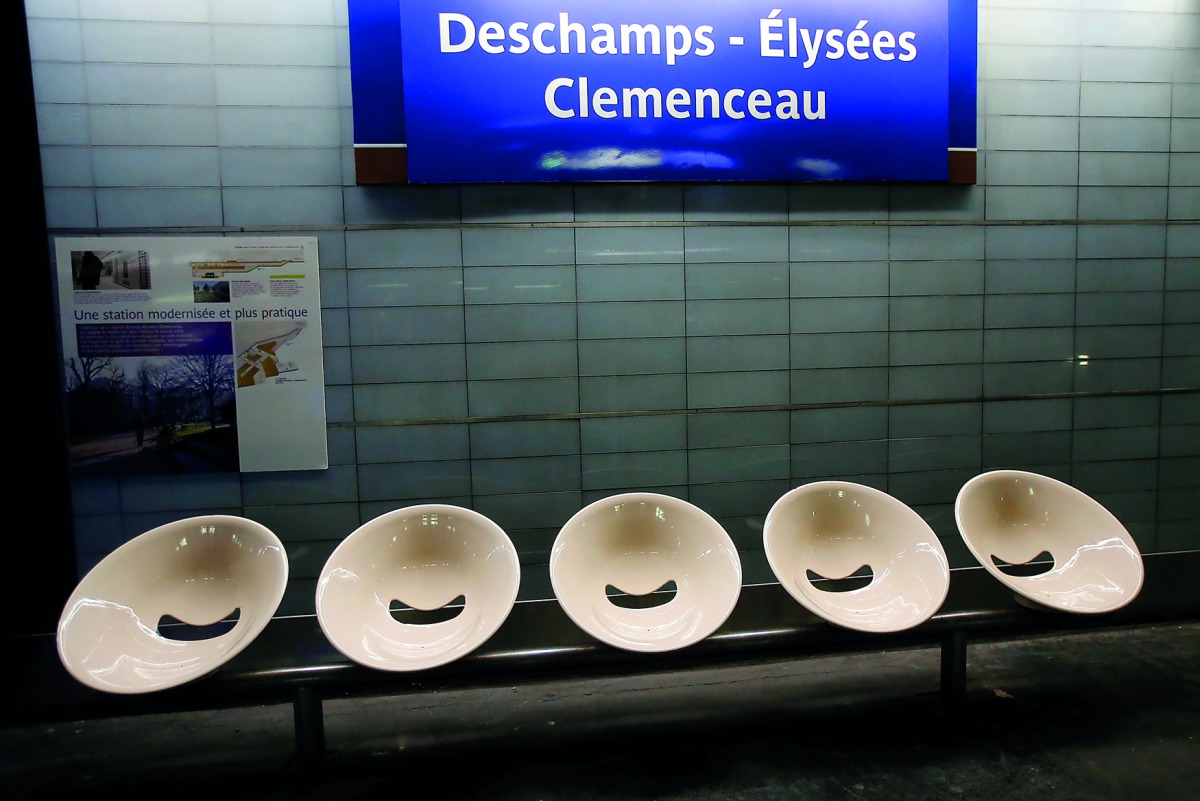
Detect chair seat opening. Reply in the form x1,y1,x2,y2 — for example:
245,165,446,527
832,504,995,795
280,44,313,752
805,566,874,593
157,608,240,641
992,551,1056,577
389,595,466,625
605,580,678,609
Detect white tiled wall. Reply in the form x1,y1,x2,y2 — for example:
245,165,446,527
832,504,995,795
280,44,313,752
27,0,1200,614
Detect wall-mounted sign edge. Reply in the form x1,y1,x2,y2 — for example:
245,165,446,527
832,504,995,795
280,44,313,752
349,1,978,186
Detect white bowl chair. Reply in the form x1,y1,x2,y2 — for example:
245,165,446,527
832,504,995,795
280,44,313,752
955,470,1144,613
763,481,951,633
550,492,742,653
57,514,289,694
316,504,521,671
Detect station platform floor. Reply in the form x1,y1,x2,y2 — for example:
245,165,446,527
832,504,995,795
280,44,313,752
3,620,1197,801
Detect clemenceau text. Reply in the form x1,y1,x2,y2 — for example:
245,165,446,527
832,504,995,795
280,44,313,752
437,10,919,121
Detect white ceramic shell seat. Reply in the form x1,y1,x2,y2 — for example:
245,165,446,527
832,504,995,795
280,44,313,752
763,481,951,633
955,470,1144,614
315,504,521,672
550,492,742,653
57,514,289,694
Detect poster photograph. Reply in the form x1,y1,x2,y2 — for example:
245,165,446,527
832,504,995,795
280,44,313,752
55,236,328,476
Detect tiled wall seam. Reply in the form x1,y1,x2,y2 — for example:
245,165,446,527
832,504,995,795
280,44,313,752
29,0,1200,614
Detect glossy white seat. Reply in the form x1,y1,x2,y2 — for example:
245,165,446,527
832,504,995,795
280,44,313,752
763,481,951,633
316,504,520,672
57,514,289,694
955,469,1144,614
550,492,742,653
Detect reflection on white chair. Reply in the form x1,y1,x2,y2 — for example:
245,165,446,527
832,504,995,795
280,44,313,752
763,481,951,633
550,492,742,653
57,514,289,694
315,504,520,672
955,469,1144,614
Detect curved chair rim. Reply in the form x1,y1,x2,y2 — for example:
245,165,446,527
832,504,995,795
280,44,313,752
763,480,951,633
954,469,1145,614
57,514,289,694
315,503,521,672
550,491,742,653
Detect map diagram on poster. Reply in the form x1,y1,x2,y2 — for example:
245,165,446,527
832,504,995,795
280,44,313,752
55,236,328,475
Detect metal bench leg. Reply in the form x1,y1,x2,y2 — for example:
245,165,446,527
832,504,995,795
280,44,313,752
940,630,967,702
293,686,326,771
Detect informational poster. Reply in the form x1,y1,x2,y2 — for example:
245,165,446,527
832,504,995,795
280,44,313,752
348,0,978,184
55,237,328,475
